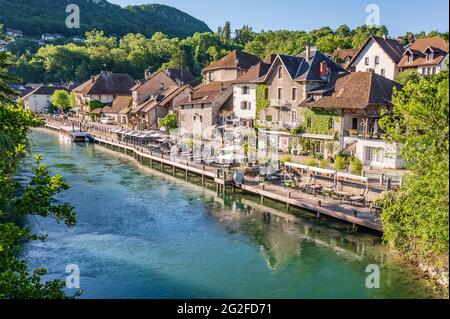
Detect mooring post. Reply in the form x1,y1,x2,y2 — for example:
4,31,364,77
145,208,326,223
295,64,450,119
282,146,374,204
201,174,205,186
172,165,176,176
286,192,291,211
185,169,188,180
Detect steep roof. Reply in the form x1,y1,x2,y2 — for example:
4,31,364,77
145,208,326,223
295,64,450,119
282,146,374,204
263,51,348,83
202,50,261,73
131,85,192,114
332,48,359,62
232,62,271,84
177,81,233,105
165,68,198,86
299,72,402,110
73,72,135,95
130,70,177,91
398,37,449,68
102,96,132,114
349,35,405,66
21,85,68,100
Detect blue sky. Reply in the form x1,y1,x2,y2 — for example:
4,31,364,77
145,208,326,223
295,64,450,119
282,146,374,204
109,0,449,36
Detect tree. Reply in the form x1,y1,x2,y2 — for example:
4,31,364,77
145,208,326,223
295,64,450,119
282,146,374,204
51,90,71,113
394,69,423,85
159,113,177,131
1,47,77,298
234,25,256,46
378,69,449,270
222,21,231,43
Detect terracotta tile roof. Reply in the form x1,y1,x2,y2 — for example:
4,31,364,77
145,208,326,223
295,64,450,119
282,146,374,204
158,84,192,106
332,48,359,62
177,81,233,105
398,37,449,68
299,71,402,110
349,35,405,66
102,96,132,114
232,62,271,84
74,72,135,95
202,50,261,72
165,68,198,86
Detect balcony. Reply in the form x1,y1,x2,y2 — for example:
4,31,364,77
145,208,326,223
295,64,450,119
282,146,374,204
346,129,385,140
270,99,292,108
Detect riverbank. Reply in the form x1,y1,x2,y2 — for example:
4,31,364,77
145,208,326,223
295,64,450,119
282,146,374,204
43,119,384,233
23,128,442,298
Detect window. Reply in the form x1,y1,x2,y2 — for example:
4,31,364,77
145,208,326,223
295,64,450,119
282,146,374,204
421,68,426,75
375,56,380,65
427,67,431,75
277,109,282,122
266,115,272,122
408,54,414,63
241,86,249,95
432,67,436,74
352,118,358,130
291,87,297,101
240,101,251,110
291,110,297,123
365,146,384,162
427,52,434,61
364,57,369,65
315,141,325,154
264,88,269,100
277,88,283,100
278,66,283,79
380,69,385,77
328,118,334,130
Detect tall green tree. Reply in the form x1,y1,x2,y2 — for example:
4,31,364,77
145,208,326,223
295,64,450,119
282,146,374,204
378,69,449,270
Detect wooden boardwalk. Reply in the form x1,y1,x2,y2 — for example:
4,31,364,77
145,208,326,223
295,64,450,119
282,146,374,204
42,121,383,233
239,180,382,232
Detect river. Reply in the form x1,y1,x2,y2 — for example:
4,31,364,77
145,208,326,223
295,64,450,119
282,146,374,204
21,129,437,298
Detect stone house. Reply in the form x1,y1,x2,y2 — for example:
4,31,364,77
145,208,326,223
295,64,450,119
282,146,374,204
202,50,261,84
299,71,404,169
21,85,69,113
73,71,135,120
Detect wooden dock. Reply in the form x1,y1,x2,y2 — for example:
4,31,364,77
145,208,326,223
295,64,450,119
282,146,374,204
42,121,383,233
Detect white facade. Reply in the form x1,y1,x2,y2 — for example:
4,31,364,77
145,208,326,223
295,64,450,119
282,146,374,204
23,94,52,113
351,38,399,80
232,84,257,124
416,55,449,75
348,137,404,169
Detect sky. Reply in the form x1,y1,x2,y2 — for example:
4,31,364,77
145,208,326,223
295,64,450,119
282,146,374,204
109,0,449,36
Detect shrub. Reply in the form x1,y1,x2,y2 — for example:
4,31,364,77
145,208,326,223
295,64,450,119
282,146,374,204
287,146,292,154
304,158,318,167
350,156,363,175
280,155,292,165
319,159,329,168
334,154,348,171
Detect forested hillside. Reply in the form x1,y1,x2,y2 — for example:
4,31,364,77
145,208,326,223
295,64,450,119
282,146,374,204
7,21,448,85
0,0,211,38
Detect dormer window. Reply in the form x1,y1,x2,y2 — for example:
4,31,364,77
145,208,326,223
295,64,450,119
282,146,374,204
427,52,434,61
278,66,283,79
408,54,414,63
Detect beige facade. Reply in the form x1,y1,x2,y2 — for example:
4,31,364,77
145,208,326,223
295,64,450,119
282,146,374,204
204,68,242,83
132,72,177,108
23,94,52,113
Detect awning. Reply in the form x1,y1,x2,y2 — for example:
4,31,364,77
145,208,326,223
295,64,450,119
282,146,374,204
337,172,368,183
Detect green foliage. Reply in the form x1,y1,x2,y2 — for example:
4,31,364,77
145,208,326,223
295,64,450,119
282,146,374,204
303,108,340,137
395,69,423,85
255,84,270,125
159,113,178,131
0,0,210,39
88,100,105,113
304,158,318,167
280,155,292,165
51,90,70,112
318,159,330,169
334,154,349,171
378,69,449,269
1,51,77,298
349,156,362,175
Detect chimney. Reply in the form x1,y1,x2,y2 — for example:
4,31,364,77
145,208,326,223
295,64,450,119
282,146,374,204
320,61,328,78
91,75,95,83
144,68,151,80
188,91,193,102
160,82,165,91
305,44,311,61
382,34,387,40
220,82,225,92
